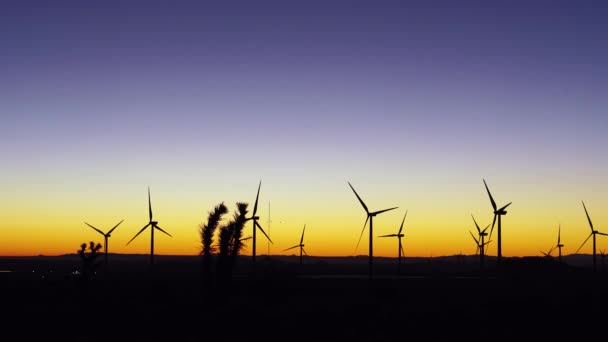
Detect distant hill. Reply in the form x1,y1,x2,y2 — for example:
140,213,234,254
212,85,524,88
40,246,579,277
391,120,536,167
0,253,602,276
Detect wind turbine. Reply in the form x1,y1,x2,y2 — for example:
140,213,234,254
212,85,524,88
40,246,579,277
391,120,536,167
469,231,491,269
378,210,408,270
247,181,272,269
284,224,307,265
84,219,124,265
483,179,512,266
555,224,564,263
540,245,555,258
126,187,173,266
348,181,398,280
470,214,490,271
575,201,608,272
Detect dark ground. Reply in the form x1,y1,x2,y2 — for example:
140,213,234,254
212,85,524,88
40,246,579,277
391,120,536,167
1,255,607,341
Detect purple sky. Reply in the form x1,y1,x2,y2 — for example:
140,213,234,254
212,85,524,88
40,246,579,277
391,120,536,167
3,2,607,135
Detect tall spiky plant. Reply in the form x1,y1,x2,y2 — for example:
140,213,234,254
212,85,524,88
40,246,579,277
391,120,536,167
217,220,235,286
200,202,228,281
230,202,249,260
216,202,249,286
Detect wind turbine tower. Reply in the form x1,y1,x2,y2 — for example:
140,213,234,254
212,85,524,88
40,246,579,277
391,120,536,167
247,181,272,270
126,187,173,266
483,179,512,267
378,210,408,271
284,224,307,265
470,214,490,271
84,219,124,265
575,201,608,272
348,181,398,280
556,224,564,263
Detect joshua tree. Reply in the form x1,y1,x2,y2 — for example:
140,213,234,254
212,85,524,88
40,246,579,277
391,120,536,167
229,202,249,259
77,241,102,284
216,202,249,287
200,202,228,282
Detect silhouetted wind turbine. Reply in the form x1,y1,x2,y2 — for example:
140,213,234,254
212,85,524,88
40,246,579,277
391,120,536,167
247,181,272,269
575,201,608,272
555,224,564,263
84,219,124,265
470,231,491,271
284,224,307,265
540,245,555,258
379,210,407,270
470,214,490,271
126,187,173,266
483,179,511,267
348,181,398,280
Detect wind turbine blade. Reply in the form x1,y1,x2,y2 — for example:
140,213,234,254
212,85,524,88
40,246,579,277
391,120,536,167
469,231,479,245
107,219,125,235
355,216,369,253
488,214,497,242
498,202,512,212
582,201,594,231
284,245,299,252
398,210,408,235
483,179,497,211
481,224,490,234
126,223,151,245
255,221,272,243
154,225,173,237
348,182,369,214
597,232,608,237
541,251,548,257
379,234,398,237
85,222,105,236
240,236,252,242
400,244,405,258
575,233,593,254
300,224,306,245
302,248,308,256
253,180,261,216
471,214,481,234
372,207,398,215
148,187,153,221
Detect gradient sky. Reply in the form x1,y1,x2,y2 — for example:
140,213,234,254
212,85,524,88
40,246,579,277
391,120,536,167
1,0,607,258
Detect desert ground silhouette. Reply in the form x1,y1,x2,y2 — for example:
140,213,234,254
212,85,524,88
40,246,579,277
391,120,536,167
1,253,607,341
